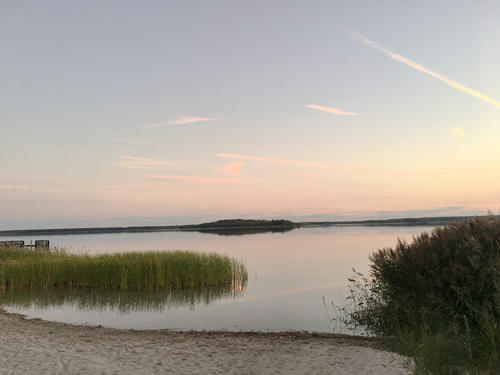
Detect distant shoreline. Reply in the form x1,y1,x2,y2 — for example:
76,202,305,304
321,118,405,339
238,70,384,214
0,216,488,237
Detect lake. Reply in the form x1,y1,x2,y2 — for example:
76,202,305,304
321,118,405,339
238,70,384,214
0,225,433,333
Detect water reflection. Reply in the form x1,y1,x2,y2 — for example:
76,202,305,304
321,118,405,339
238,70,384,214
0,283,246,314
0,226,433,332
195,227,296,236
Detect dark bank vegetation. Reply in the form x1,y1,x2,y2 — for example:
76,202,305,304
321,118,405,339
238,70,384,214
194,219,297,228
304,215,483,227
196,227,295,236
0,249,247,292
194,219,297,235
0,218,298,236
2,216,495,237
343,216,500,374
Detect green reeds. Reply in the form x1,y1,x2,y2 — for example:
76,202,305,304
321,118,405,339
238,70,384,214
0,248,248,291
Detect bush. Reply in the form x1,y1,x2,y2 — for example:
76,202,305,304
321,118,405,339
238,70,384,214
370,215,499,333
346,215,500,373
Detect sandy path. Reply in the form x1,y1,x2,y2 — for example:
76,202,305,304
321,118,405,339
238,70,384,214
0,310,411,375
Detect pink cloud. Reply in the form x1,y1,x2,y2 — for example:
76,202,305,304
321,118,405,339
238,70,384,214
112,138,152,145
0,185,29,190
115,155,174,169
217,153,330,167
117,155,152,162
306,104,358,116
140,116,217,129
224,162,244,176
167,116,216,125
147,174,237,184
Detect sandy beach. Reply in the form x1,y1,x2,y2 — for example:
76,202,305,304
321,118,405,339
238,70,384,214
0,309,411,375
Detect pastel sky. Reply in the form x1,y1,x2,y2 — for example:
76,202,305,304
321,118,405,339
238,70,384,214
1,1,499,228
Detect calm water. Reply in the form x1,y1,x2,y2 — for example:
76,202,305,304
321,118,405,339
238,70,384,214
1,226,433,333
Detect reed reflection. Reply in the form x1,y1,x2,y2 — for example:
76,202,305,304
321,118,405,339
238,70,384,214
0,281,247,314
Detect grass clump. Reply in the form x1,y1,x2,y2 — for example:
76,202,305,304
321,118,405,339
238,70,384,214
0,249,247,292
344,216,500,374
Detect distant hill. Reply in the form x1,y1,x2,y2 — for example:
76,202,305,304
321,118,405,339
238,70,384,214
193,219,298,229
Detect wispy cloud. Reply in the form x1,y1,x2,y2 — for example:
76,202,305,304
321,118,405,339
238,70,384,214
0,185,29,190
168,116,216,125
141,123,163,129
147,174,236,184
216,153,391,173
217,153,331,167
117,155,151,162
349,31,500,108
452,127,467,140
115,155,174,169
306,104,357,116
112,138,152,145
141,116,217,129
224,162,244,176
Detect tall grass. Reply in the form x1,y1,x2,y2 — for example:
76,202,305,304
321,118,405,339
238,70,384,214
0,249,248,291
342,216,500,374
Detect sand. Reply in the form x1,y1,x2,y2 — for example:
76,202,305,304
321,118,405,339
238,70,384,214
0,309,412,375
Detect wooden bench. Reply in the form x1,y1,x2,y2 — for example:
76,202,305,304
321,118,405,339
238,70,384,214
35,240,50,249
0,240,49,249
0,240,25,248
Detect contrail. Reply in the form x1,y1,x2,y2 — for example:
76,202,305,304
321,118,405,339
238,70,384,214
350,31,500,108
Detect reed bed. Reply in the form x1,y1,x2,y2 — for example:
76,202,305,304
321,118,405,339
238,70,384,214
0,249,248,291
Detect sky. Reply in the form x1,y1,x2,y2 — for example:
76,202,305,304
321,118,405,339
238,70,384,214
1,1,499,228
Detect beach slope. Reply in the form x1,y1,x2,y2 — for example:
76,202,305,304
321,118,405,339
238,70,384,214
0,310,411,374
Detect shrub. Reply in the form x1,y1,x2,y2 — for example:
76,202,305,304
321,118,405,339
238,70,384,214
346,215,500,373
368,215,499,333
